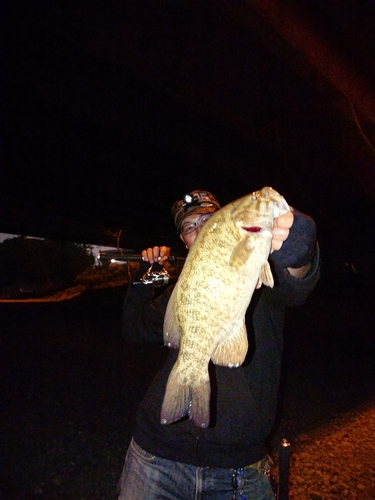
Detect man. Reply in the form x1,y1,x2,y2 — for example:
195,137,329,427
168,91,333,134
118,189,319,499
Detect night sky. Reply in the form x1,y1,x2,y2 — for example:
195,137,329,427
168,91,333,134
2,0,375,269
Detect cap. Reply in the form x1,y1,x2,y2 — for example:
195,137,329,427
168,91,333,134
171,190,221,233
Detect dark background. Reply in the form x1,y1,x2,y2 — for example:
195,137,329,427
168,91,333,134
1,4,375,497
2,0,375,274
1,283,374,498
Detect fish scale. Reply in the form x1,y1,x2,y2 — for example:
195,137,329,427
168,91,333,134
161,187,290,428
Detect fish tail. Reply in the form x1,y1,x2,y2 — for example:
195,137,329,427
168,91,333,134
161,367,211,428
189,382,211,428
160,365,190,425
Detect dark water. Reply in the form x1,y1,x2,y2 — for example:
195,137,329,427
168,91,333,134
0,282,374,499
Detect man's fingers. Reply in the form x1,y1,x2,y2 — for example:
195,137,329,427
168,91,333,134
142,246,171,264
275,211,294,229
271,227,290,252
158,246,170,258
271,239,283,252
273,226,290,240
158,246,171,264
271,210,293,252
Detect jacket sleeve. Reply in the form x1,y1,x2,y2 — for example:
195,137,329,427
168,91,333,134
121,262,174,345
269,242,320,306
268,209,320,306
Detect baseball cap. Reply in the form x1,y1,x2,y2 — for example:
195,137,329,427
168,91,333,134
171,190,221,233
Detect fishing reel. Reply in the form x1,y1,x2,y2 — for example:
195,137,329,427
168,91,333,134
134,265,171,287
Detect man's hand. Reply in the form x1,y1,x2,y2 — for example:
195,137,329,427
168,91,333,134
271,209,312,278
141,246,171,265
271,210,294,252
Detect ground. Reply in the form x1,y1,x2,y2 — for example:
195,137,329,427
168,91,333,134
0,279,374,499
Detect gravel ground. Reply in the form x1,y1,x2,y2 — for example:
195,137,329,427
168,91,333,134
281,402,375,499
1,280,374,499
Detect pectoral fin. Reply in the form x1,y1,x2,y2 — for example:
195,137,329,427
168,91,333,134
229,240,253,268
211,322,248,367
260,261,274,288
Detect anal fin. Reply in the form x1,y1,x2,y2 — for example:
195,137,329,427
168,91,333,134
211,323,248,367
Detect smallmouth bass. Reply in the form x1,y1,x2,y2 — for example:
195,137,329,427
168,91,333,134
161,186,290,427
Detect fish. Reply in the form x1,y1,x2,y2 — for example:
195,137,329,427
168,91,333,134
161,186,290,427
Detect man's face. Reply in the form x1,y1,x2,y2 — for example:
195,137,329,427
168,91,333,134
179,212,215,249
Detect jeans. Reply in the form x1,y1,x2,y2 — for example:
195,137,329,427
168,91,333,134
117,438,276,500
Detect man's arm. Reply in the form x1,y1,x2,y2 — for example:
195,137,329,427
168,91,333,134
121,246,172,345
271,208,317,279
267,207,319,305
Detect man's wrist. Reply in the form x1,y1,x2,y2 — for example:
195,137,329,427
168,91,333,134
287,262,312,279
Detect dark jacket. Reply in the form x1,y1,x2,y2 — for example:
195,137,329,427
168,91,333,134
122,212,320,468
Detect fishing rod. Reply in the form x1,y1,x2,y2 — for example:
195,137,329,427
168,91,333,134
97,251,186,287
98,251,185,265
